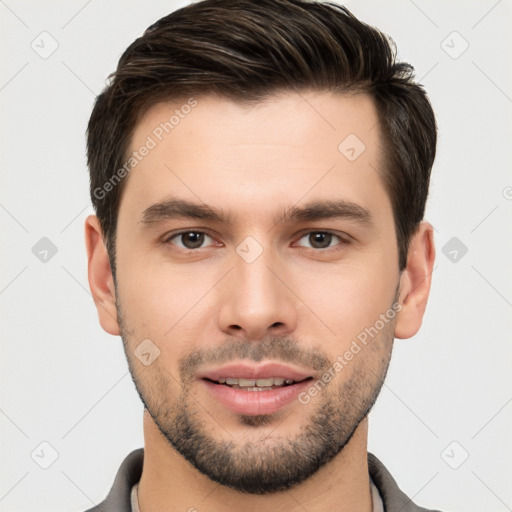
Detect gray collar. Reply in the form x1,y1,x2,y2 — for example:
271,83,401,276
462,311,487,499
84,448,442,512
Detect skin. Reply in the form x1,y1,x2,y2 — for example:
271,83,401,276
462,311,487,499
85,90,435,512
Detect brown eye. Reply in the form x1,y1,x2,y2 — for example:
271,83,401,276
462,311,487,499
167,231,212,250
296,231,344,250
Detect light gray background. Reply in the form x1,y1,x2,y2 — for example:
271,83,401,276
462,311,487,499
1,1,511,511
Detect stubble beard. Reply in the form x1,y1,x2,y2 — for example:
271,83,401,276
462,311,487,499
117,302,395,494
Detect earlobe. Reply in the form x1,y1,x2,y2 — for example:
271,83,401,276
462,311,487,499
84,215,120,336
394,222,436,339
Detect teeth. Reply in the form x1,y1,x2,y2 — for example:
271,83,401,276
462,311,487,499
216,377,295,387
238,378,256,387
255,378,273,387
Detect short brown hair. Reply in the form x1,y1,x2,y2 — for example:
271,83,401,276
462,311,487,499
87,0,437,273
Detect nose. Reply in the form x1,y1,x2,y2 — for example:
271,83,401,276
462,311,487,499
217,242,298,341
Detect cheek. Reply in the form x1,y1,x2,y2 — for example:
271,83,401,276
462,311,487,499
296,259,398,344
115,257,220,360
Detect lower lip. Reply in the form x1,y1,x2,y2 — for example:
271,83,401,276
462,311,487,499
201,379,312,416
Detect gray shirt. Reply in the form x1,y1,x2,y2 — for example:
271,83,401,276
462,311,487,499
130,476,384,511
83,448,443,512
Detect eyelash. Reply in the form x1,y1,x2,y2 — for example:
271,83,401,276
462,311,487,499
163,230,350,252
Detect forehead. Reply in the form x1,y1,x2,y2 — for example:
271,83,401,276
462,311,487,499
118,90,390,226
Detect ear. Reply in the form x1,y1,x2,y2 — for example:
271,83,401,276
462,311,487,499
84,215,120,336
394,221,435,339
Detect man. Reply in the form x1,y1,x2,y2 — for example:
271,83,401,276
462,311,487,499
84,0,438,510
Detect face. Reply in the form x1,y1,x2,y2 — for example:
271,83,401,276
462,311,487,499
112,91,402,493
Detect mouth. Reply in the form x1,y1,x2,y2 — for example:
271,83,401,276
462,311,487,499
204,376,312,391
198,362,316,416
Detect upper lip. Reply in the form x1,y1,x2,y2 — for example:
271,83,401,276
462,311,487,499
197,362,314,382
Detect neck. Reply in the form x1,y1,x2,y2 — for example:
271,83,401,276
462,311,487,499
138,409,373,512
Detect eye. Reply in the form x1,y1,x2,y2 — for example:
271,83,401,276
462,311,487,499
165,230,216,250
295,231,346,251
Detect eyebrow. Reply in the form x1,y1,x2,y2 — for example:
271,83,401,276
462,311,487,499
140,196,372,228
